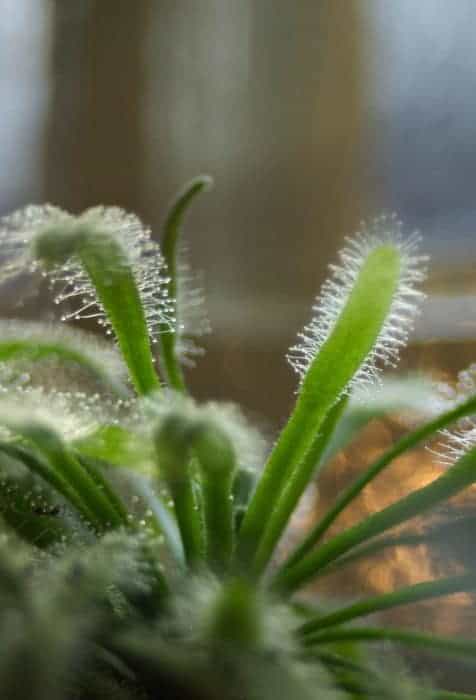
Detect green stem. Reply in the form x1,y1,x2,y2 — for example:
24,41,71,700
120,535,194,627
298,573,476,636
277,392,476,578
237,245,403,572
272,445,476,593
193,423,236,572
75,454,130,526
159,175,212,392
154,415,204,566
251,396,347,576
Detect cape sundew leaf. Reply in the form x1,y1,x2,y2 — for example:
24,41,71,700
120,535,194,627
32,208,174,394
0,205,175,394
237,220,427,575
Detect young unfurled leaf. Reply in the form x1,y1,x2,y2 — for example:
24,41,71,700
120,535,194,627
159,176,212,391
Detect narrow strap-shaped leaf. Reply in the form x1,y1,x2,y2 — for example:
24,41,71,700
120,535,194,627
232,467,258,533
312,530,427,576
0,448,86,546
159,176,212,391
237,245,404,571
298,572,476,636
75,453,129,526
319,510,476,576
34,222,161,395
280,392,476,574
273,444,476,593
250,395,348,576
27,425,125,531
16,424,123,531
304,625,476,663
300,649,368,676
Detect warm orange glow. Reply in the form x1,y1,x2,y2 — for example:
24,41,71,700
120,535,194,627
285,414,476,636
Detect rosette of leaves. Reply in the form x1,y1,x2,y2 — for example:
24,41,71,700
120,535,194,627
0,180,475,699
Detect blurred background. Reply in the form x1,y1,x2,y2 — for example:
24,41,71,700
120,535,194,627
1,0,475,421
1,0,476,680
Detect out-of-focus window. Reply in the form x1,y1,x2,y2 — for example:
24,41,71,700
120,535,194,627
368,0,476,263
0,0,51,210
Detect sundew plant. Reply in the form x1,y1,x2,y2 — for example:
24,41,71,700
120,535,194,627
0,178,476,699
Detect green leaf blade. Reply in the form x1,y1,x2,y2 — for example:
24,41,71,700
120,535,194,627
237,244,407,574
279,391,476,576
274,444,476,593
298,573,476,636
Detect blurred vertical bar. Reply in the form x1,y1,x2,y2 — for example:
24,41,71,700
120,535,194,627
43,0,153,213
41,0,369,418
143,1,368,415
145,1,368,309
